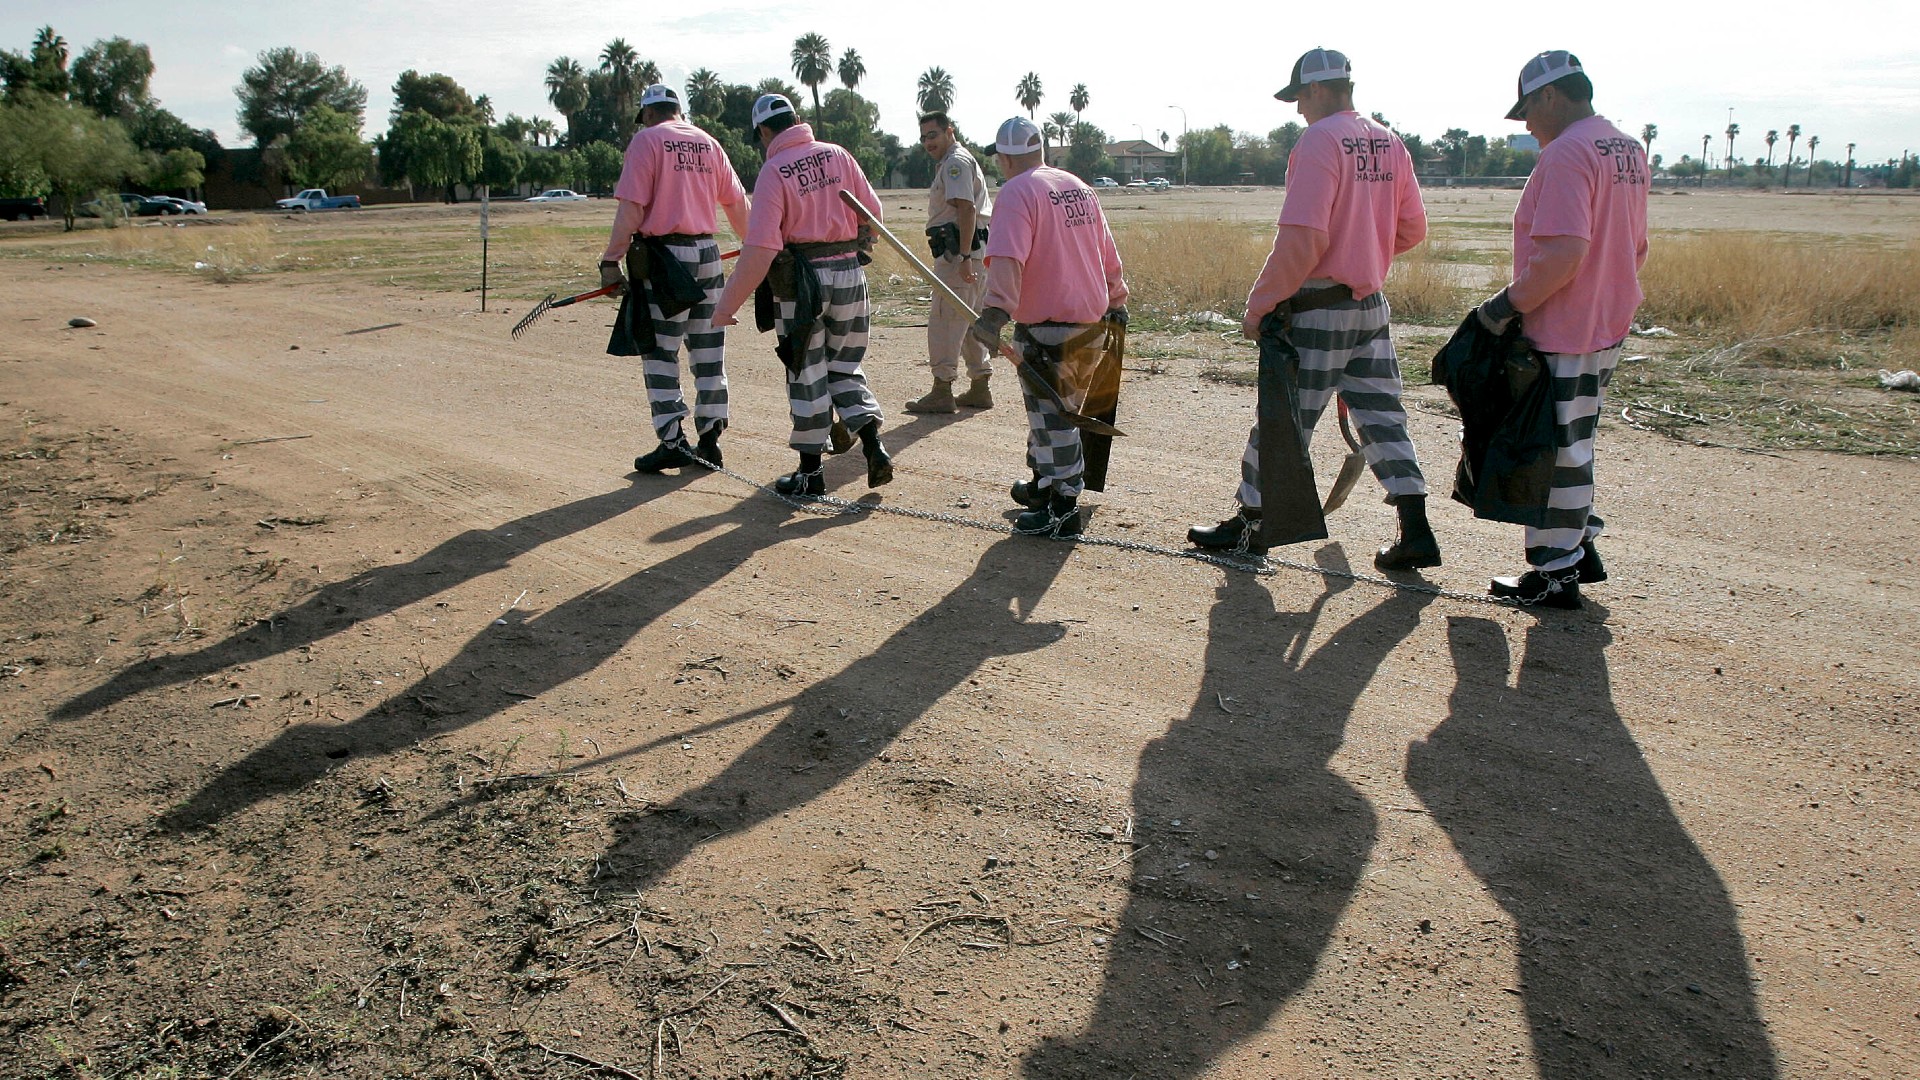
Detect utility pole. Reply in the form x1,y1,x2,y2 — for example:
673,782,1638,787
1167,104,1188,186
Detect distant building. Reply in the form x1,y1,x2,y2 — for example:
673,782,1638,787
1103,140,1177,182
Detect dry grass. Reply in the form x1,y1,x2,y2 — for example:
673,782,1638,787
1640,232,1920,334
1384,238,1471,324
99,220,282,282
1111,218,1271,322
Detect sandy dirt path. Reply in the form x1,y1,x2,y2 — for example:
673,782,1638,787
0,252,1915,1079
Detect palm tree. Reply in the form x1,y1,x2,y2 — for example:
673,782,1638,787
791,32,832,124
837,48,865,92
545,57,588,144
1763,129,1778,166
686,68,724,119
1042,119,1063,156
1805,135,1819,187
1724,122,1739,173
636,59,662,88
1069,83,1089,120
1783,123,1801,184
529,117,558,147
916,67,954,114
1016,72,1043,119
1641,123,1657,159
599,39,640,137
1048,110,1075,157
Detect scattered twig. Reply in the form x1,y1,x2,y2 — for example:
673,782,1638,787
1096,843,1149,874
664,972,736,1018
763,1000,813,1043
1214,691,1243,715
785,932,839,962
894,913,1011,964
209,694,261,709
229,434,313,446
532,1042,645,1080
221,1010,308,1080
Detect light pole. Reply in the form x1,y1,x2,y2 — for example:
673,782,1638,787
1167,104,1188,186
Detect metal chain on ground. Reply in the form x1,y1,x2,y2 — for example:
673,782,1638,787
680,450,1515,606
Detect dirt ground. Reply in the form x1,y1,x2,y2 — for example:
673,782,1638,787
1,193,1917,1079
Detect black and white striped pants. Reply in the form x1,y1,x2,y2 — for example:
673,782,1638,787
638,238,728,445
1015,322,1103,499
1525,345,1619,572
1235,289,1427,508
776,255,882,453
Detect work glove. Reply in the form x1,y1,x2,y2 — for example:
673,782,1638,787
1474,288,1518,334
1104,307,1128,328
599,260,627,296
969,306,1011,352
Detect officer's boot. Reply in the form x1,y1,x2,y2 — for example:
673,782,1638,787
954,374,994,409
904,378,957,414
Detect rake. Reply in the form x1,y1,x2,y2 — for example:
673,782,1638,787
511,249,739,340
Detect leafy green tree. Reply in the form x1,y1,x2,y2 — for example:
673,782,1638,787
378,110,481,202
1178,125,1236,184
391,70,479,123
145,146,205,193
0,96,143,228
916,67,953,114
71,37,153,122
578,140,623,193
236,47,365,149
285,104,370,190
790,32,831,125
481,130,525,192
29,26,71,98
1016,72,1043,119
1066,121,1113,181
837,49,865,91
545,57,587,144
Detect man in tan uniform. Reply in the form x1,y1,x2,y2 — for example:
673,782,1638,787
905,111,996,413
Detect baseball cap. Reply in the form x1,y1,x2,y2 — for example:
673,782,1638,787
1506,50,1583,120
1274,48,1351,102
994,116,1043,156
639,83,679,109
751,93,795,127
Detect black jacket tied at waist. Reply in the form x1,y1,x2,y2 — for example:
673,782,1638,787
754,239,861,371
606,235,708,357
1430,313,1558,526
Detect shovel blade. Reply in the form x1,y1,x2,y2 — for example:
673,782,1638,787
1321,451,1366,514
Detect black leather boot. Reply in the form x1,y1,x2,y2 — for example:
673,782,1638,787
1576,539,1607,583
634,439,694,473
1010,474,1046,509
858,421,892,488
694,428,723,469
1187,507,1265,555
1490,567,1582,609
1375,494,1442,571
774,452,825,497
1015,490,1081,539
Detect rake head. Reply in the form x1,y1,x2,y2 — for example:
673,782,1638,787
511,294,558,340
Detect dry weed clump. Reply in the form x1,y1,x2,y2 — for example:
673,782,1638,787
1640,232,1920,335
1384,238,1471,324
1111,219,1270,321
102,220,280,282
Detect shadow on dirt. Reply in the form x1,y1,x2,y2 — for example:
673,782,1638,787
1021,548,1431,1077
1405,615,1779,1077
51,477,700,722
597,531,1074,896
155,494,862,831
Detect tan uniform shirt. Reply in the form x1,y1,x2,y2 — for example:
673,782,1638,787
927,144,992,230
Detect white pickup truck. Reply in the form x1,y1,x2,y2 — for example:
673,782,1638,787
275,189,362,211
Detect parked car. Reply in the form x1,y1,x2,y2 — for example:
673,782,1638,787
1091,176,1119,189
77,193,180,218
275,189,361,211
0,196,49,221
526,189,587,202
150,195,207,215
1146,177,1172,191
1125,178,1149,189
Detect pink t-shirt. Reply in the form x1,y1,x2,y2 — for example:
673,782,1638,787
983,166,1127,325
1248,111,1424,315
612,118,747,236
743,123,881,250
1514,114,1650,355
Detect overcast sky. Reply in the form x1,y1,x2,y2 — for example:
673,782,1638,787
6,0,1917,167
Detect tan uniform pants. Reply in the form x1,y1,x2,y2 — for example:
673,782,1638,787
927,253,991,381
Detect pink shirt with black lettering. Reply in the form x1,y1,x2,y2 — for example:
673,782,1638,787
613,118,747,236
743,123,881,249
982,165,1127,325
1247,111,1424,318
1514,114,1650,355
